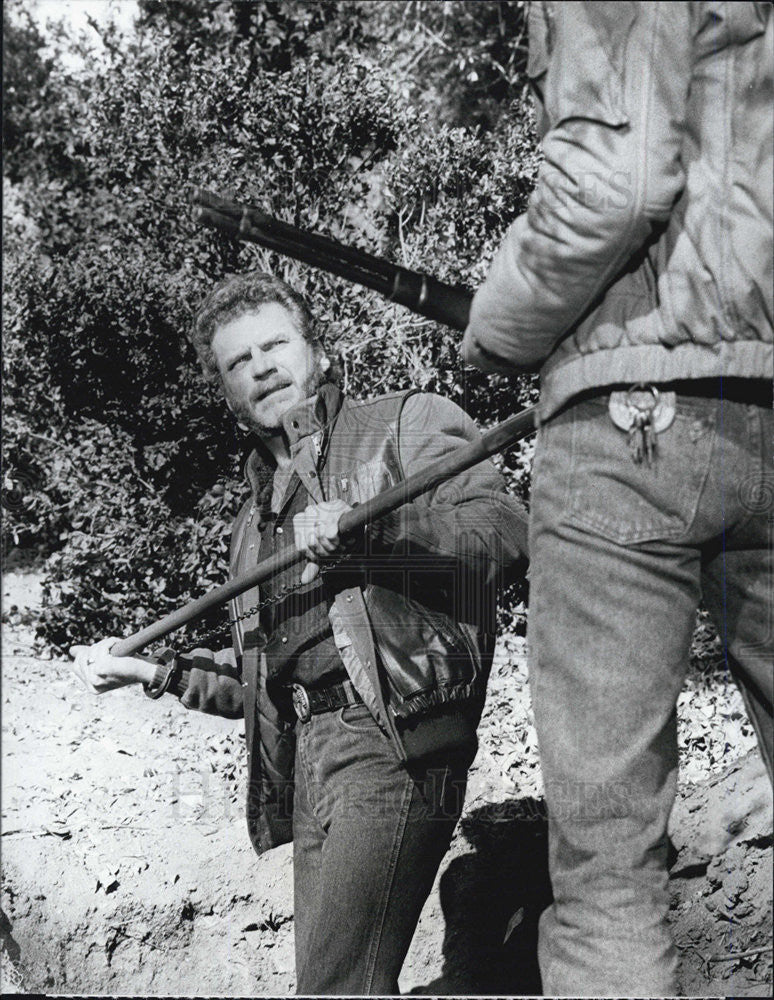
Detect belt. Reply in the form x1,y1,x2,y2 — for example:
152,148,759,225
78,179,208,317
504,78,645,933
574,378,772,409
661,378,772,407
289,679,363,723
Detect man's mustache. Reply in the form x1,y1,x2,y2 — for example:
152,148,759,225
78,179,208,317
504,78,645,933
250,379,292,404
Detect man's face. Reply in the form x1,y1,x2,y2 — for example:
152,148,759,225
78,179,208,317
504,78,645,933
211,303,324,436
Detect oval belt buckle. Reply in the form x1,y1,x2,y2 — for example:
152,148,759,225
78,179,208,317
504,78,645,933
291,683,312,723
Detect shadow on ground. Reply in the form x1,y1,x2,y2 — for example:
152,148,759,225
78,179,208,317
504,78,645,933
410,798,552,995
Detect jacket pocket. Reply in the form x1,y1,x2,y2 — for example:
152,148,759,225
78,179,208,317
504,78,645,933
562,397,716,545
366,587,478,701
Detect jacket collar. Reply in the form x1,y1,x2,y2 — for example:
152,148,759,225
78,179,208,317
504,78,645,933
243,381,345,501
282,381,344,449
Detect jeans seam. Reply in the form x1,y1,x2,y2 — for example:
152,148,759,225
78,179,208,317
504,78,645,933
674,409,718,542
296,722,319,817
734,404,764,536
362,771,414,993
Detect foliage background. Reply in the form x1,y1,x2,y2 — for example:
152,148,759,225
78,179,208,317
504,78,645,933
2,0,540,652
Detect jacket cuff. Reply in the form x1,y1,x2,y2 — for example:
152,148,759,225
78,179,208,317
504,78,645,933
462,326,517,374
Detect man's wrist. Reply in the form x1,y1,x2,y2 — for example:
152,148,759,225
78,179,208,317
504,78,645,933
135,659,159,686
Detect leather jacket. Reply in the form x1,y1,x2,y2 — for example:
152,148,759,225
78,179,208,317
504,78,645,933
165,384,527,854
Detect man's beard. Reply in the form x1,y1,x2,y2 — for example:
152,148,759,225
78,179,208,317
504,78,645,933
225,367,328,437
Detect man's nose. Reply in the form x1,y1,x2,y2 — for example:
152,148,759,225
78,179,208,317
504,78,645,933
249,349,275,378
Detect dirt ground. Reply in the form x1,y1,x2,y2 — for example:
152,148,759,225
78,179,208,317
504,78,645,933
1,565,771,996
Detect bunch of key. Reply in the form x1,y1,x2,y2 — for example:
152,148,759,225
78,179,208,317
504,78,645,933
608,384,677,465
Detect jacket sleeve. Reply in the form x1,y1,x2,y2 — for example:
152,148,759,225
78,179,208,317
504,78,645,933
370,393,529,575
462,1,693,371
149,645,244,719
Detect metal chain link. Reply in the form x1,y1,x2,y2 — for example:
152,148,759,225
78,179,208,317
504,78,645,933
185,551,351,649
232,550,350,625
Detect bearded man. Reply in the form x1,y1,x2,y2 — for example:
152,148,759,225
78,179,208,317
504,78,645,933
71,271,528,994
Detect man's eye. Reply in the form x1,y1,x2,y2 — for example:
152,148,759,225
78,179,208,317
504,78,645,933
229,355,249,370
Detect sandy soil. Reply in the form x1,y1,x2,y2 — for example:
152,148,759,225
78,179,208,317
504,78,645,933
1,566,771,995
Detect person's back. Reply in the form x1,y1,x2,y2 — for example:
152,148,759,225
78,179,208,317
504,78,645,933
463,3,773,995
464,2,772,415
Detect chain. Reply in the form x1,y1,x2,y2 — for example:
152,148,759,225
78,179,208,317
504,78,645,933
231,550,350,626
183,551,351,650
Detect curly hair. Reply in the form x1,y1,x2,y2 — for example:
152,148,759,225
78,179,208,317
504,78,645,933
190,271,319,381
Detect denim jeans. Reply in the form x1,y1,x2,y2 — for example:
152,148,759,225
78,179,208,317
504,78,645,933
292,702,471,995
527,392,773,996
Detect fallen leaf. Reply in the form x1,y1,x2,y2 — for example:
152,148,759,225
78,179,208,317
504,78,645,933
503,907,524,944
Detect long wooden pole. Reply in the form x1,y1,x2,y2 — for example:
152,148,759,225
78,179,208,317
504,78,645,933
111,405,535,657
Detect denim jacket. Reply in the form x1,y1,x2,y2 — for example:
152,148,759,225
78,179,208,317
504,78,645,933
463,2,773,420
163,385,528,853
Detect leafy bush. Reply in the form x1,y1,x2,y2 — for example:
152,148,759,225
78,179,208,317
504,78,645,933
2,0,540,653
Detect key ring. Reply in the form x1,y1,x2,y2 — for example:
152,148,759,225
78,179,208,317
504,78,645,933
626,382,660,410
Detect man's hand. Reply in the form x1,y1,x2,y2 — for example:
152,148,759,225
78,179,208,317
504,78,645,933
70,636,156,694
293,498,353,584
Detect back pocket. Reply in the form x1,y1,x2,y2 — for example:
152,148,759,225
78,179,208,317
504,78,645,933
564,398,716,545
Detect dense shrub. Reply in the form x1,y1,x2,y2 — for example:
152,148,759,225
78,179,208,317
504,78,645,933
2,0,540,652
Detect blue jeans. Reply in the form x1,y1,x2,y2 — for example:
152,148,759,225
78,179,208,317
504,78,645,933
292,703,470,994
528,392,773,996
